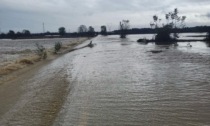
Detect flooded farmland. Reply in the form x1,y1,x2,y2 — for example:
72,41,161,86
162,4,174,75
54,34,210,125
1,34,210,126
0,38,85,66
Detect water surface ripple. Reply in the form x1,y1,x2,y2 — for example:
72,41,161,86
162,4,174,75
54,35,210,126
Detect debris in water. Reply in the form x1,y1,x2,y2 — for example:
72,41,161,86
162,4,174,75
148,50,163,54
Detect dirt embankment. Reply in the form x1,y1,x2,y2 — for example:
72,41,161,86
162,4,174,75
0,38,89,85
0,37,90,125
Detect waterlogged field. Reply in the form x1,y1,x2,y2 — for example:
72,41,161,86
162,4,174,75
0,33,207,67
0,38,84,66
52,34,210,125
0,34,210,125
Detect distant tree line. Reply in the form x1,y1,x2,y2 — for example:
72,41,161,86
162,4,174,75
112,26,210,35
0,25,98,39
1,24,210,39
0,30,31,39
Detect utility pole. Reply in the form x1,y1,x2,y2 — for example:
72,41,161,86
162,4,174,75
43,22,45,33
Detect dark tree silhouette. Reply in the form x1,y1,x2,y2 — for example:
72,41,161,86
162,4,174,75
205,31,210,47
16,32,22,38
0,33,6,38
78,25,87,33
101,25,107,35
151,8,186,45
88,26,95,37
22,29,31,36
207,32,210,40
45,31,51,35
7,30,16,39
119,20,130,38
58,27,66,36
88,26,95,33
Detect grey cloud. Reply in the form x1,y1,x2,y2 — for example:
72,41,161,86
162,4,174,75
207,13,210,18
198,13,210,18
0,0,210,33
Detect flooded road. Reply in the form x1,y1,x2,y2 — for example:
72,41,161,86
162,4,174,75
54,35,210,125
1,35,210,125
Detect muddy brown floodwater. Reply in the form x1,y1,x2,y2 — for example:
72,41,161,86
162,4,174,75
1,34,210,126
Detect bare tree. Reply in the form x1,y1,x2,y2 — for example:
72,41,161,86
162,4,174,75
78,25,87,33
101,25,107,35
150,8,186,45
119,20,130,38
88,26,95,33
88,26,95,37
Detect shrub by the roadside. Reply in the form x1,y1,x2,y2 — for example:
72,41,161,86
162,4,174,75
19,59,34,65
54,42,62,53
35,43,47,59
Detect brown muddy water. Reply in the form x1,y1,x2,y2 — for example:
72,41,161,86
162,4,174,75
1,34,210,126
54,34,210,126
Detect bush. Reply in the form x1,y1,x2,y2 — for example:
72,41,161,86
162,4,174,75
35,43,47,59
155,25,176,45
54,42,62,53
151,8,186,45
19,59,34,65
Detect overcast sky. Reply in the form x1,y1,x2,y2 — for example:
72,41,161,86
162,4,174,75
0,0,210,33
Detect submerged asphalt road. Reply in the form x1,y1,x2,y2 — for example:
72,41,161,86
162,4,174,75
1,35,210,126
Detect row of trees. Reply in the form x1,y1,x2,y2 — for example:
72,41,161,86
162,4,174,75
116,8,189,45
0,25,98,39
58,25,108,36
54,12,210,46
0,30,31,39
0,22,128,39
2,8,208,45
58,25,96,37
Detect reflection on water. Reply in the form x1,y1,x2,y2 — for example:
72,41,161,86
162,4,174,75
56,35,209,125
